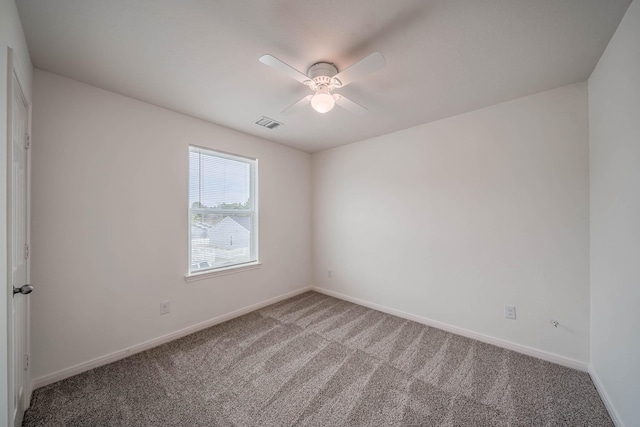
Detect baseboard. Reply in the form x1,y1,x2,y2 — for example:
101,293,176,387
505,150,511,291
32,286,313,390
311,286,589,372
589,365,625,427
33,285,590,391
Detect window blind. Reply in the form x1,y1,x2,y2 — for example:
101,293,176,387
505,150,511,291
188,146,257,273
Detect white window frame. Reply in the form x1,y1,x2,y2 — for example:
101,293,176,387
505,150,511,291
186,145,259,280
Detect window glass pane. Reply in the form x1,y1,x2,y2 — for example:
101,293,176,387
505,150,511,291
189,147,256,273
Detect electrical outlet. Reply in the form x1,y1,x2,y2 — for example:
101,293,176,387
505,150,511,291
504,305,516,320
160,301,170,315
328,270,332,279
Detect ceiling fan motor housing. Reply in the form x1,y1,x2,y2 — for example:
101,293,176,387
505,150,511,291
307,62,341,88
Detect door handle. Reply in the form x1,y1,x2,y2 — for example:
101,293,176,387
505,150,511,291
13,284,33,295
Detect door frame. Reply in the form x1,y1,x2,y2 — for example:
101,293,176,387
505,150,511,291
5,46,32,426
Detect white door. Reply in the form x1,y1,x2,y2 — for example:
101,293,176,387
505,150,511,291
8,54,31,427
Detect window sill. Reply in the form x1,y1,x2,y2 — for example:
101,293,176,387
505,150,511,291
184,261,262,282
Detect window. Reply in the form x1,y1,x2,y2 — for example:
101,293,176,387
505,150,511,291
188,146,257,274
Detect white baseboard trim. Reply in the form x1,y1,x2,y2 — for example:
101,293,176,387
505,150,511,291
311,286,589,372
32,286,313,390
589,365,624,427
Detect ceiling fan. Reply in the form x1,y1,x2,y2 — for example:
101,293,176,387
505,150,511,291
259,51,386,115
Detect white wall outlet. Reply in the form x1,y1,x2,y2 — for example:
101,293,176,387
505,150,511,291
504,305,516,320
160,301,170,315
327,270,332,279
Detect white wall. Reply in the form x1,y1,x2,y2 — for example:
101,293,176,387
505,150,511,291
313,84,590,363
30,70,311,381
0,0,32,423
588,1,640,425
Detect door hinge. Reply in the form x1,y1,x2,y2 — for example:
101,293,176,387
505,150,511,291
24,354,30,370
24,243,29,260
25,133,31,149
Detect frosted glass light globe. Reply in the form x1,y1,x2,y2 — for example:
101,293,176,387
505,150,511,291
311,92,335,113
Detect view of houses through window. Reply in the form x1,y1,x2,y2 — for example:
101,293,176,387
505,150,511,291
189,146,257,273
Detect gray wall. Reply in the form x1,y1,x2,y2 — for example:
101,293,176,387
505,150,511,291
313,83,590,365
588,1,640,425
30,70,312,382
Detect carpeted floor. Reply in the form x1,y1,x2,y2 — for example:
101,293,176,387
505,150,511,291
24,291,612,426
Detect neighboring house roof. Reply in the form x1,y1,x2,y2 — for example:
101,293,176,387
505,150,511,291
211,216,250,233
229,215,251,232
191,224,208,238
192,215,251,237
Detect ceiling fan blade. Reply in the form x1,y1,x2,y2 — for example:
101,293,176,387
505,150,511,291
259,54,311,85
333,51,386,87
281,95,313,115
334,94,368,115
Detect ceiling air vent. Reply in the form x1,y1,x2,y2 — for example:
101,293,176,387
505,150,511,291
255,116,283,129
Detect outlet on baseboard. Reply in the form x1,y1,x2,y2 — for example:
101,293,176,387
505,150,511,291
504,305,516,320
160,301,170,315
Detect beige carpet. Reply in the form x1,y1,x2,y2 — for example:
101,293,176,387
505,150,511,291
24,291,612,426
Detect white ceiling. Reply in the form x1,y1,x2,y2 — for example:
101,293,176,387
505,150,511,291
17,0,630,153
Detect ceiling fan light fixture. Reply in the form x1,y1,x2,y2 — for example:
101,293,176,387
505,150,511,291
311,88,335,113
260,52,385,115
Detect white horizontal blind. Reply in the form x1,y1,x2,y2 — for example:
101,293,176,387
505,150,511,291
189,146,257,273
